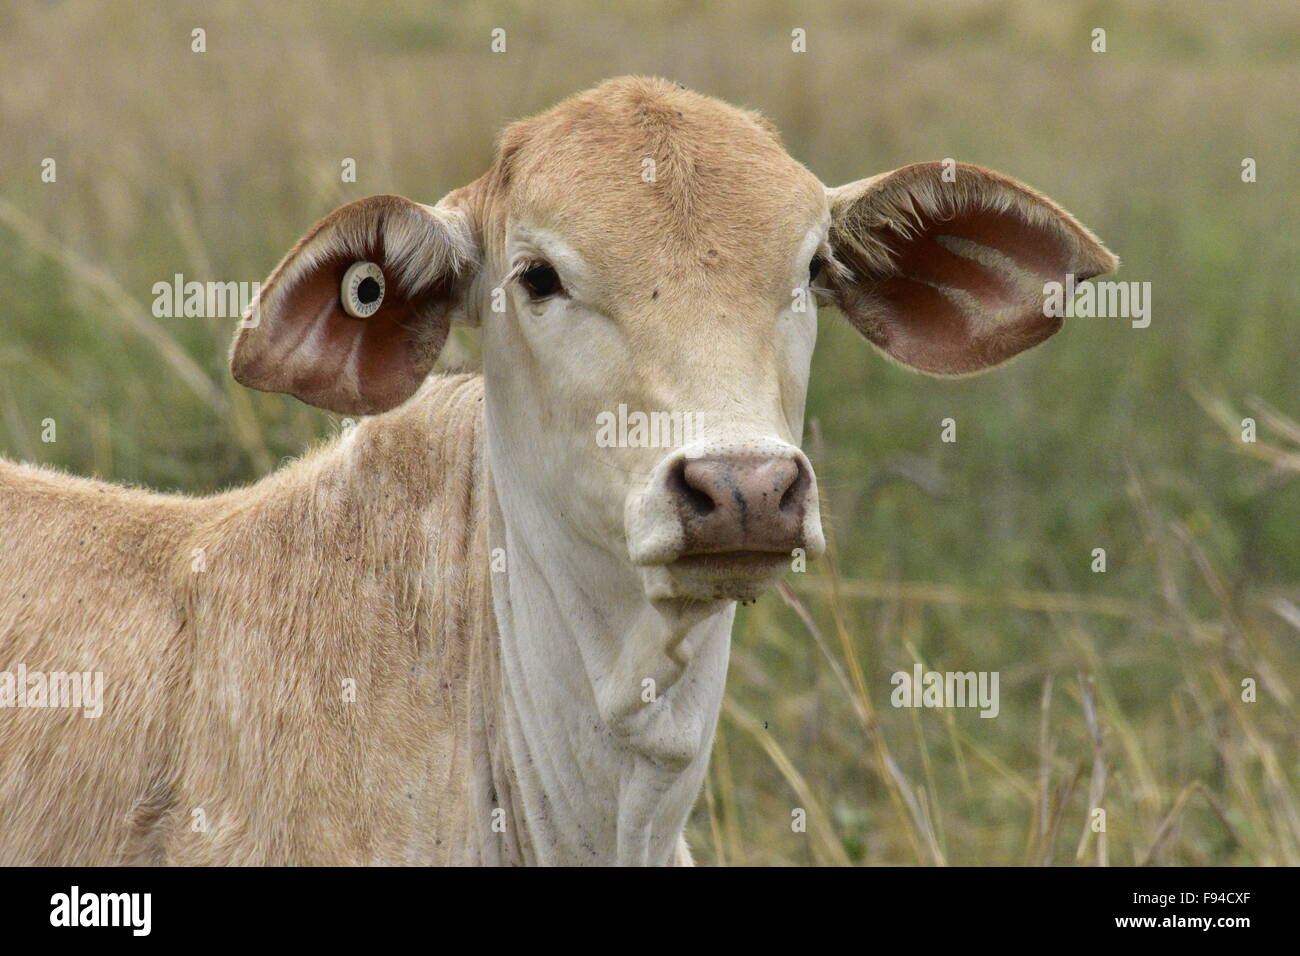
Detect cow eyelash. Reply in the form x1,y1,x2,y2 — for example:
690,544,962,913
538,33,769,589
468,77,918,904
808,247,846,294
509,258,565,300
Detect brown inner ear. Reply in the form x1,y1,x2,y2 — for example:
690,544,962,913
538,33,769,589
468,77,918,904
269,253,443,414
837,208,1099,374
240,241,455,417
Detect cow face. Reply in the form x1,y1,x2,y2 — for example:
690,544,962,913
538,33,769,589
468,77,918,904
232,77,1116,606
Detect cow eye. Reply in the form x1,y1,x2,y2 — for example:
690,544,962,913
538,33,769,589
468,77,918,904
520,262,562,299
808,255,825,284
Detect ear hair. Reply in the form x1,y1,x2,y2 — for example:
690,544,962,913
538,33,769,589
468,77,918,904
255,196,478,324
828,163,1117,284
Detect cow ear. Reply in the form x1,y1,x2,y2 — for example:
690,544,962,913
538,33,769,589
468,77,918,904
231,194,478,415
824,162,1117,375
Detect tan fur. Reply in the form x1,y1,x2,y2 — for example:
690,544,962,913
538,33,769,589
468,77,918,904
0,375,498,864
457,77,826,311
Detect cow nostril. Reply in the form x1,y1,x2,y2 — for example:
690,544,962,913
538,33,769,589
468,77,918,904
672,459,716,517
779,459,809,515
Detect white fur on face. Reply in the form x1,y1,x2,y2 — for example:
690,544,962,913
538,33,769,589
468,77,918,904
487,217,828,592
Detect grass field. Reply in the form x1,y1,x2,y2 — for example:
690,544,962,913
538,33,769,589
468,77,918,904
1,0,1296,864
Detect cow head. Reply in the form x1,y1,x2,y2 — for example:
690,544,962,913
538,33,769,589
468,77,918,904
233,77,1116,607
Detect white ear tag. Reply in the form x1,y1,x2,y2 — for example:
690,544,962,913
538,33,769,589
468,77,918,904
340,261,385,318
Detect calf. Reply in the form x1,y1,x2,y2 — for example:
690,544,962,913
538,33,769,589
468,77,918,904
0,77,1116,865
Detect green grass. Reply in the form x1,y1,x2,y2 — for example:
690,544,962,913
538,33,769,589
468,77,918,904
1,0,1296,865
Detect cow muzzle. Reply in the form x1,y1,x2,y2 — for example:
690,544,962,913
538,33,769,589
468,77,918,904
627,438,826,602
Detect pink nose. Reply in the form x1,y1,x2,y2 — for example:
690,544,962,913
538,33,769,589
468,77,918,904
671,454,810,554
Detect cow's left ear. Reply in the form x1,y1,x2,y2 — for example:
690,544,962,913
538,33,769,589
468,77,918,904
824,162,1118,375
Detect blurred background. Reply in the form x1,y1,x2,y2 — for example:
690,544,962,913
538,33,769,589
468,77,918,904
1,0,1296,864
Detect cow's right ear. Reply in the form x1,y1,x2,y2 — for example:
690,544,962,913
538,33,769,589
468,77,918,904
231,194,478,416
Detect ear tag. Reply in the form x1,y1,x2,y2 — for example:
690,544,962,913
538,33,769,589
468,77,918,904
340,261,385,318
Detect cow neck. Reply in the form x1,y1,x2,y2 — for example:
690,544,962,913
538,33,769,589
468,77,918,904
469,425,736,866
